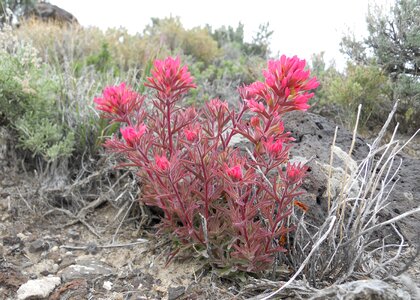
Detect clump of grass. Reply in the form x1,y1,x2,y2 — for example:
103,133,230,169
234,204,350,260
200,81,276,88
248,102,419,299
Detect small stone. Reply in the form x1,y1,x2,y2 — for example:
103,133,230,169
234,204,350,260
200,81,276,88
2,235,21,246
52,264,59,274
1,178,14,187
103,280,113,291
29,274,37,280
1,213,10,221
59,256,76,269
167,286,186,300
17,276,61,300
28,239,49,253
65,251,73,256
85,242,98,254
59,259,114,282
67,229,80,240
16,233,28,241
51,245,59,252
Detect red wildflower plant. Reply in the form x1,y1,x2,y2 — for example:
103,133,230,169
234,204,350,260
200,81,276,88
95,56,318,273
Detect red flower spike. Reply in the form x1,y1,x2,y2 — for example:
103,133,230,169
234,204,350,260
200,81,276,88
94,82,141,120
120,124,146,147
226,164,243,181
243,55,319,114
245,99,266,114
250,117,260,128
155,155,170,171
264,137,283,156
145,56,196,98
286,162,308,184
183,127,200,142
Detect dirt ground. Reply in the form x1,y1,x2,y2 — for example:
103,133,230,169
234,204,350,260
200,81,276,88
0,172,244,299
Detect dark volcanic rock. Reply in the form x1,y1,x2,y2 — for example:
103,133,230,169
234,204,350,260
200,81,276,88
283,111,420,244
168,286,186,300
24,3,78,24
28,239,49,253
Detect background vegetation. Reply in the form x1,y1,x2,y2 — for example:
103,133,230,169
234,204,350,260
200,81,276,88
312,0,419,131
0,0,418,178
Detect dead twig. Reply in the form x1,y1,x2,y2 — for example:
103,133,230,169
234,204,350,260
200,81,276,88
59,239,149,251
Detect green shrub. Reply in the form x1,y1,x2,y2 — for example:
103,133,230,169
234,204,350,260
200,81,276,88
321,63,392,129
0,48,74,161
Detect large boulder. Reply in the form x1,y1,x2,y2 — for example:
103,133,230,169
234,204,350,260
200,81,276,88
283,111,420,244
24,2,78,25
231,111,419,244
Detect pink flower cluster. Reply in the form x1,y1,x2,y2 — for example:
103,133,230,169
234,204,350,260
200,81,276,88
242,55,319,114
95,56,318,272
145,56,196,99
94,83,143,122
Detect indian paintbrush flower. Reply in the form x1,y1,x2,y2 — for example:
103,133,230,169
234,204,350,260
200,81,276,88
95,55,318,273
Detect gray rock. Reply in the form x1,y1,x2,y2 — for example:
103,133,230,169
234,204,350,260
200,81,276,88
283,111,420,243
309,279,410,300
28,239,49,253
168,286,186,300
230,111,420,244
17,276,61,300
59,259,114,282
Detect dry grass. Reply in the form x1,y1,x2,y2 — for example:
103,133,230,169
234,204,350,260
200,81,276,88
15,19,154,71
250,101,420,299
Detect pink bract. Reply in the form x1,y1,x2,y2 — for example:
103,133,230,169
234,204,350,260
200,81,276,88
145,56,196,98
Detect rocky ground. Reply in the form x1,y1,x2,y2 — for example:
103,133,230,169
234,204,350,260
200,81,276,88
0,112,419,299
0,197,233,299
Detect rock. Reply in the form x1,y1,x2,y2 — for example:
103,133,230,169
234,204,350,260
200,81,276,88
283,111,420,242
16,276,61,300
1,213,10,221
28,239,49,253
59,259,114,282
231,111,420,243
24,3,78,25
58,255,76,270
309,279,410,300
103,280,113,291
0,265,27,291
2,235,22,246
29,259,57,276
16,233,28,242
67,229,80,240
167,286,186,300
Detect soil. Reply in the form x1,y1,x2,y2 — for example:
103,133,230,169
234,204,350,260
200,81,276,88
0,172,237,299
